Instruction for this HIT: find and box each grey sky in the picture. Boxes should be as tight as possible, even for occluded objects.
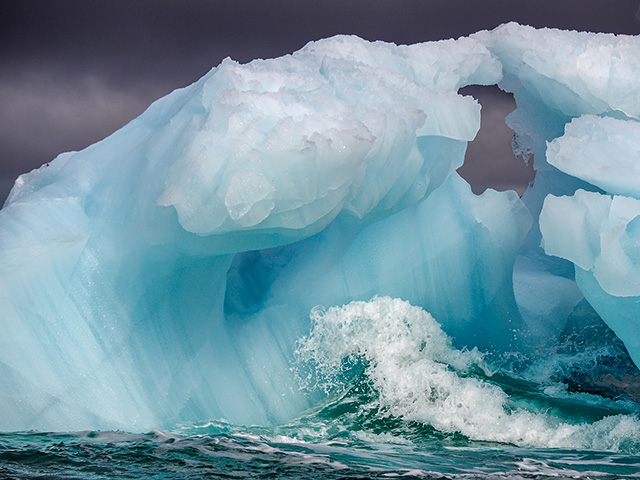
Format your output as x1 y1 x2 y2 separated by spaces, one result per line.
1 0 639 202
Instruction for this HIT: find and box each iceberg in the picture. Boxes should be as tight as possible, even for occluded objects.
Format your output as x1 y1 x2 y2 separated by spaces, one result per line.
540 117 640 367
0 23 638 432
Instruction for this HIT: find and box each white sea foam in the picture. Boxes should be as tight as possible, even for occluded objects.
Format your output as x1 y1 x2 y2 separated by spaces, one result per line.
296 297 640 452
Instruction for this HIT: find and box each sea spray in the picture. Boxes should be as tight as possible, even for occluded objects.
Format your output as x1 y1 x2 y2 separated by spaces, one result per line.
296 296 640 452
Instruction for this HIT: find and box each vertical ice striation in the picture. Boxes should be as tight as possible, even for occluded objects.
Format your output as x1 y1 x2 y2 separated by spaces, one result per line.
0 24 639 432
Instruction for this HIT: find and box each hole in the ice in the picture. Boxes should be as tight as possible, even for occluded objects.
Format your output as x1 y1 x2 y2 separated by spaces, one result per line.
224 250 273 316
224 246 289 316
457 85 535 196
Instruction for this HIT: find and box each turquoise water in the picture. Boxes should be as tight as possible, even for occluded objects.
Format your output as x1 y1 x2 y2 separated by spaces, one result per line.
2 389 639 480
2 370 639 479
2 299 640 479
1 428 639 479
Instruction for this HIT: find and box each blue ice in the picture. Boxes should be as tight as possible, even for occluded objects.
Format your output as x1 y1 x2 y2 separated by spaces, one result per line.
0 23 638 431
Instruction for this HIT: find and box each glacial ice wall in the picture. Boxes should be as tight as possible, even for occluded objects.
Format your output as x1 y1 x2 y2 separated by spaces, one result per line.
0 23 638 432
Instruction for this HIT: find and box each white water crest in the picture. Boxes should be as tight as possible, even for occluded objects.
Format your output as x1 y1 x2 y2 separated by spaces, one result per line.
297 297 640 451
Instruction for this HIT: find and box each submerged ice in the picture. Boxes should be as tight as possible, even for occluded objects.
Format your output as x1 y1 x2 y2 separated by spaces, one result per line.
0 23 639 442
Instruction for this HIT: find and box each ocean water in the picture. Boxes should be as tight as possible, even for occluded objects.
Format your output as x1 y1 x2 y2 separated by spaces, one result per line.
2 298 640 479
2 386 639 479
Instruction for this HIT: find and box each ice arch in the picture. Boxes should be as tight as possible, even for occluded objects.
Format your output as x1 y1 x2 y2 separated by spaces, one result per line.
0 23 638 431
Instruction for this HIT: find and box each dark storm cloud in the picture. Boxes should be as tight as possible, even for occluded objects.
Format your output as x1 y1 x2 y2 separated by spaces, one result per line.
457 86 534 196
0 0 639 202
0 64 159 169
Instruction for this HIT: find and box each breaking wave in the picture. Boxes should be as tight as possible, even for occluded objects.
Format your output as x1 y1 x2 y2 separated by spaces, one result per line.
295 296 640 453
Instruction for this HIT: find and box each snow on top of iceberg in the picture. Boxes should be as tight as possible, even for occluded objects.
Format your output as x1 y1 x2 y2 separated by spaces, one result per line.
298 34 501 92
4 34 500 246
476 22 640 119
154 35 501 236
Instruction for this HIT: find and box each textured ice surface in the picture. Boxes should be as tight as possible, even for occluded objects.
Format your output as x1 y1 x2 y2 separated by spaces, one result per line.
1 23 639 432
473 23 640 119
546 115 640 198
541 127 640 366
478 24 640 356
538 83 640 368
541 190 640 296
